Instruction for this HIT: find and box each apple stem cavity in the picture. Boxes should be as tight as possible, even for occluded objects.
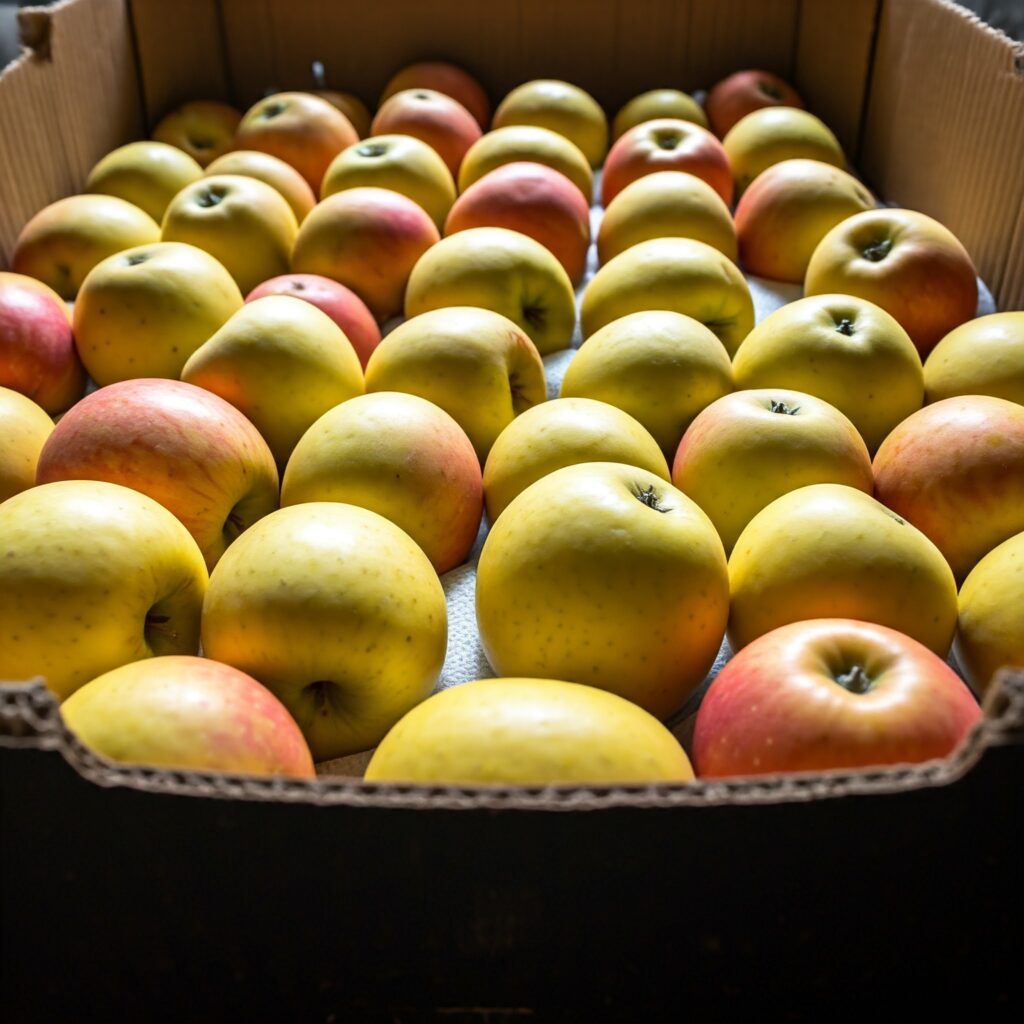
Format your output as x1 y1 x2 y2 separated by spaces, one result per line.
306 680 339 717
263 101 286 119
833 664 874 695
835 318 855 336
357 143 388 158
144 612 178 642
758 82 784 100
653 131 679 150
769 399 800 415
125 252 150 267
634 484 670 513
862 238 893 262
196 186 227 208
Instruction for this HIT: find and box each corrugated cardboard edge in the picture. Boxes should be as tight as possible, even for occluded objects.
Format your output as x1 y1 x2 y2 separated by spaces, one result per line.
2 670 1021 811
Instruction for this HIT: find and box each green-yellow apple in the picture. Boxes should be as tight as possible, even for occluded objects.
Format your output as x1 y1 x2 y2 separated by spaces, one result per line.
446 162 591 284
404 227 576 356
705 69 803 138
924 312 1024 405
381 60 491 127
0 387 53 503
364 306 546 461
735 159 875 283
872 396 1024 581
0 479 208 700
72 241 243 386
315 90 372 137
11 195 160 299
728 483 958 654
483 397 669 521
371 89 482 179
601 118 733 206
85 141 203 223
161 175 298 296
281 391 483 574
181 296 364 469
597 170 737 265
612 89 708 139
201 503 448 760
290 187 440 322
37 378 279 571
365 677 695 785
476 462 729 718
320 135 456 230
234 92 358 192
493 79 608 168
151 99 242 167
672 389 874 554
204 150 317 224
723 107 844 194
62 655 315 778
0 272 84 413
560 310 734 456
581 237 754 356
955 532 1024 695
732 294 923 452
458 125 593 200
694 619 980 777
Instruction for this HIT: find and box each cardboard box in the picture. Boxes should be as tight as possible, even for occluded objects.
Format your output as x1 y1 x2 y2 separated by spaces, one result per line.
2 1 1023 1018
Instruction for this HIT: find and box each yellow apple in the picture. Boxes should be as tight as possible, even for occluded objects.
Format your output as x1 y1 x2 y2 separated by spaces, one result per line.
181 296 364 468
612 89 708 139
0 387 53 503
924 312 1024 405
728 483 958 655
151 99 241 167
204 150 317 224
365 677 695 784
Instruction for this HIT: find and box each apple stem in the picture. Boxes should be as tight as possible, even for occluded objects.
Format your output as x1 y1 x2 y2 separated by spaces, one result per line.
835 318 855 336
633 484 669 513
862 238 893 262
769 399 800 415
834 664 873 694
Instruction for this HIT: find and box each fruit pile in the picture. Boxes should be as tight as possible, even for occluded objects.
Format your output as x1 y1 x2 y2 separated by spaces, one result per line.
2 64 1022 787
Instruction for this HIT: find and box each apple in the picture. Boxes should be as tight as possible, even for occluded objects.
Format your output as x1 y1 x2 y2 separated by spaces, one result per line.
612 89 708 140
11 194 160 299
72 241 244 386
380 60 491 127
364 306 546 462
805 208 978 358
61 656 315 778
705 69 804 138
560 310 734 457
459 124 593 200
234 92 358 192
365 677 695 785
370 88 481 178
955 532 1024 695
151 99 241 167
281 391 482 574
84 141 203 223
161 175 298 296
0 272 84 413
493 79 608 168
598 170 737 265
723 107 845 194
672 389 874 555
181 296 364 469
693 619 980 777
732 294 924 452
320 134 456 230
0 387 53 503
202 503 448 760
872 396 1024 581
601 118 733 207
404 226 577 356
446 162 591 284
0 479 208 701
483 397 669 522
728 483 959 655
734 159 876 283
315 90 372 138
204 150 317 224
924 312 1024 405
581 237 754 356
246 274 381 369
476 462 728 719
291 187 439 323
37 378 280 571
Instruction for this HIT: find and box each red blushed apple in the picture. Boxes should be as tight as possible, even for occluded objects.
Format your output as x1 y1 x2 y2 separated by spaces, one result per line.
693 619 981 777
380 60 491 127
872 396 1024 582
36 379 280 571
0 273 84 414
705 69 804 138
601 118 733 207
371 89 482 179
247 274 382 369
445 162 591 285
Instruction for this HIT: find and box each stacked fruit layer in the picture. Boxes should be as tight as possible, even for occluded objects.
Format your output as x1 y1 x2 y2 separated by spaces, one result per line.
1 64 1022 787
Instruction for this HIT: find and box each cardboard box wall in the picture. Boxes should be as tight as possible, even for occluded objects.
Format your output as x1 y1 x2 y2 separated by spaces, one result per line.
2 0 1024 1018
